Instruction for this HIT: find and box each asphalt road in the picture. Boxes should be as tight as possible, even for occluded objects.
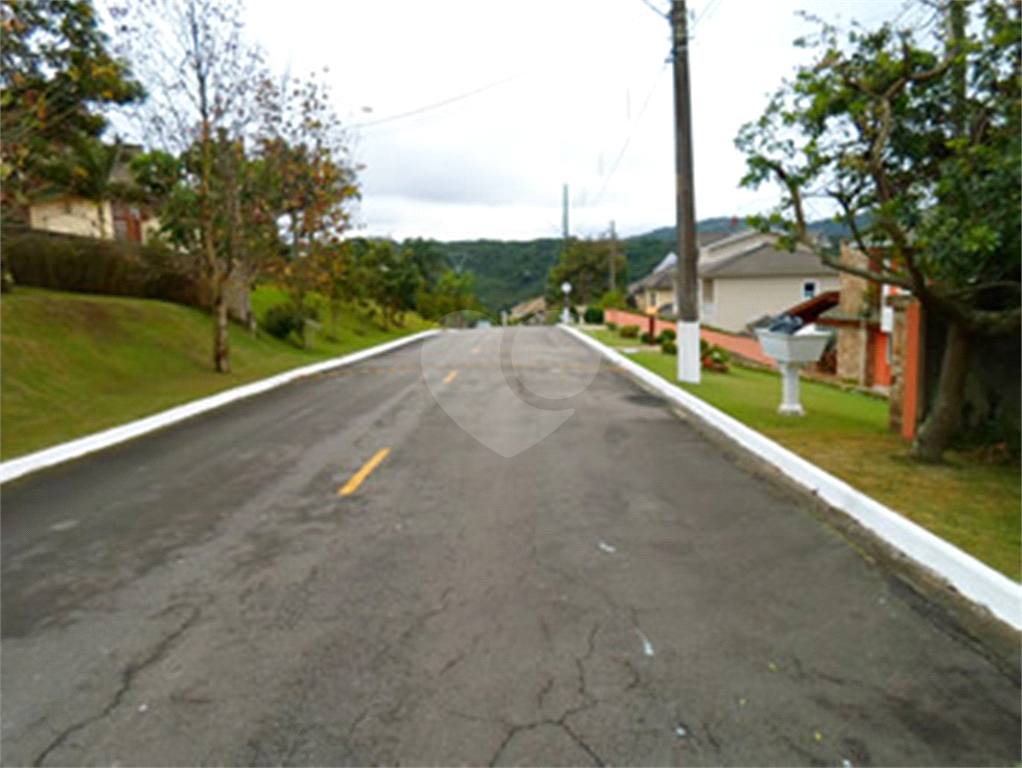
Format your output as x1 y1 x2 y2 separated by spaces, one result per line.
2 327 1019 767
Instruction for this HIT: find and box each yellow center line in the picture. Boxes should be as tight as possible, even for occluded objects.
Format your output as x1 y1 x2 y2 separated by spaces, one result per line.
338 447 391 496
443 370 459 385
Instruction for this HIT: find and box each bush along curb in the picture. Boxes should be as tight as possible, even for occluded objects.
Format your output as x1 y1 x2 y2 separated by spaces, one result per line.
560 323 1022 631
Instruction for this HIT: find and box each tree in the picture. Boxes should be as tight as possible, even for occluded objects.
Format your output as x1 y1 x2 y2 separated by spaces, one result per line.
417 269 479 320
545 237 627 308
115 0 271 371
735 0 1020 462
0 0 144 222
359 240 423 326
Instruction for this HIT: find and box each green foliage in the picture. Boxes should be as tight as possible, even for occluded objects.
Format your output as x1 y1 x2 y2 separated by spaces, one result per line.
619 324 640 339
545 237 627 308
1 225 200 303
606 321 617 331
417 268 479 320
261 302 309 342
661 339 677 355
656 328 676 343
639 331 654 344
735 0 1020 335
583 306 604 324
0 0 144 217
736 0 1021 460
598 289 628 310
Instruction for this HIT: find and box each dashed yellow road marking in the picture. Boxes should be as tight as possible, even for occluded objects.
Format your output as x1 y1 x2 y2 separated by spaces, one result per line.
471 347 482 354
338 448 391 496
443 370 459 385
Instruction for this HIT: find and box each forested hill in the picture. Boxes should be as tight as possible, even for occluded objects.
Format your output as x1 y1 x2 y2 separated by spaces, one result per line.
436 216 852 314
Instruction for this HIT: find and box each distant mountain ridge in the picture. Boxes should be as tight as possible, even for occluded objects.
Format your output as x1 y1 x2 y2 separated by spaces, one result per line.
435 216 854 313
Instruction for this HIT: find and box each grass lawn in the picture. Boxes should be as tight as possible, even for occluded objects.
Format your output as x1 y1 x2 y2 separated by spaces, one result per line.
1 287 431 460
626 348 1021 581
589 328 652 348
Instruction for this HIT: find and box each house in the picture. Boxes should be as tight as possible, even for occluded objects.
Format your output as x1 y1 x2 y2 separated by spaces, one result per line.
27 144 160 245
628 229 840 333
815 243 895 391
510 295 546 322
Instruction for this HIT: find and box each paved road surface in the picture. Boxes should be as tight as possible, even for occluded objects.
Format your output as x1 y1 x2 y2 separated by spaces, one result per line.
2 327 1018 766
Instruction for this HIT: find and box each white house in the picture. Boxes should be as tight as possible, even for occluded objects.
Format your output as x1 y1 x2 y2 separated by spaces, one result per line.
628 229 840 333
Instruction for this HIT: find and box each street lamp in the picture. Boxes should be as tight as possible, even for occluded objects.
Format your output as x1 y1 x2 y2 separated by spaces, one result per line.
561 281 572 324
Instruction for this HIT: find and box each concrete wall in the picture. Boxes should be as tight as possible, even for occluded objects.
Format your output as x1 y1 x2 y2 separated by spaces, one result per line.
29 198 112 240
711 274 841 332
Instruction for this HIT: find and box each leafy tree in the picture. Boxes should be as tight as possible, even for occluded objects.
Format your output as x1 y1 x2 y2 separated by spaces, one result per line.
0 0 144 221
735 0 1020 462
401 238 447 296
545 237 627 308
116 0 270 371
417 269 479 320
359 239 422 326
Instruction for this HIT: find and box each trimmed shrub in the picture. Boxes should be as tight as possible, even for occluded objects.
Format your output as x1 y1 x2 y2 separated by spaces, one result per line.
661 339 677 355
262 303 309 341
606 321 617 331
1 226 205 306
619 324 640 339
640 331 654 344
583 306 604 324
656 328 676 344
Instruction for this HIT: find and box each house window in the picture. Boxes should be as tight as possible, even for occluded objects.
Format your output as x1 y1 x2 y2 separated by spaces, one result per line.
802 281 817 299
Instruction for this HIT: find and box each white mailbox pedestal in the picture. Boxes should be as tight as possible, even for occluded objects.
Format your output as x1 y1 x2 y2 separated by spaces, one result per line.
755 328 830 415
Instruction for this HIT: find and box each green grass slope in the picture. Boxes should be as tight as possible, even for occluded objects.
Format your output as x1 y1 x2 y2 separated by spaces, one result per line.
1 287 430 460
629 350 1021 580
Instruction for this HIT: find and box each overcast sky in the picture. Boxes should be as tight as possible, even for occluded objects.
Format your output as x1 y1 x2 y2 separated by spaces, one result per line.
241 0 915 242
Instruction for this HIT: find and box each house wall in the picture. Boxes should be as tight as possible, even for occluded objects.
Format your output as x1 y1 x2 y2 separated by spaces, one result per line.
710 274 841 333
29 198 113 239
836 324 867 381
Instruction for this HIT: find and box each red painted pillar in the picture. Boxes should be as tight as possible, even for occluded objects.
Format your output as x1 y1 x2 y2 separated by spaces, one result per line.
901 301 923 441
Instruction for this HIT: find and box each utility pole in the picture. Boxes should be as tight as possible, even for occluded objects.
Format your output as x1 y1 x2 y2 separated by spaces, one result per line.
562 183 570 239
671 0 700 384
608 219 617 293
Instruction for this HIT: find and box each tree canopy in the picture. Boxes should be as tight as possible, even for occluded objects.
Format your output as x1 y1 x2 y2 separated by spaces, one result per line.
0 0 143 217
735 0 1020 461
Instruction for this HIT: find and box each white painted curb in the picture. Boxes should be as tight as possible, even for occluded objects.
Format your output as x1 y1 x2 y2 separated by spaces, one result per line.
562 324 1022 631
0 330 441 485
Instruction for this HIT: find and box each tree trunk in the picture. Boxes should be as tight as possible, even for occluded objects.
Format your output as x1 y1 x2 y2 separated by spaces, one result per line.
911 321 970 463
212 289 231 373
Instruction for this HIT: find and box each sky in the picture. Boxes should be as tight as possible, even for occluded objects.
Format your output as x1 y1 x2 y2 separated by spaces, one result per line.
236 0 917 242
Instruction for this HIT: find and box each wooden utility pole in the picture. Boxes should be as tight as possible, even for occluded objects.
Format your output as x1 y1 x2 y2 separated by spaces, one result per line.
562 183 569 238
609 219 617 293
671 0 700 383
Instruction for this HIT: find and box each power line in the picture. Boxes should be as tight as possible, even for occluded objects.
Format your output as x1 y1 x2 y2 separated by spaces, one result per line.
636 0 669 19
352 69 532 130
353 9 652 132
592 61 669 206
694 0 725 27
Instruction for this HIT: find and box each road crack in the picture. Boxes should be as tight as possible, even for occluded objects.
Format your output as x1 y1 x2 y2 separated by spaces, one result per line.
32 605 201 767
